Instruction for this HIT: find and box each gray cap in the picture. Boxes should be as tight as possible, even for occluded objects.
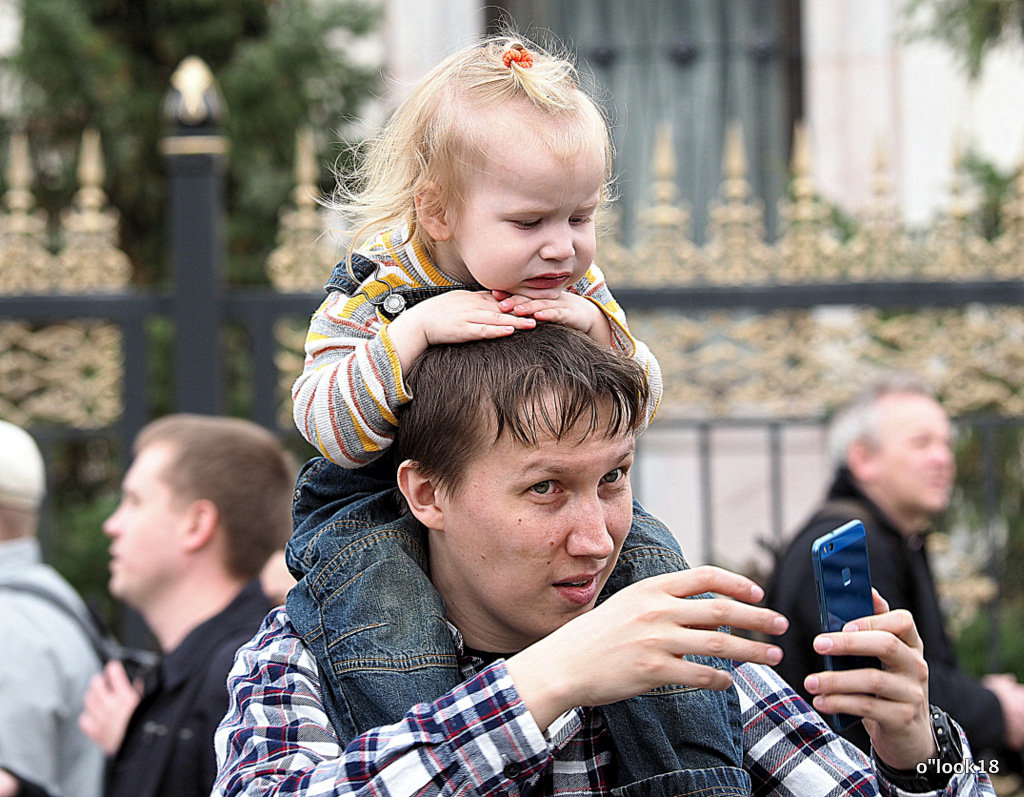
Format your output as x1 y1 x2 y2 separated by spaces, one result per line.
0 420 46 511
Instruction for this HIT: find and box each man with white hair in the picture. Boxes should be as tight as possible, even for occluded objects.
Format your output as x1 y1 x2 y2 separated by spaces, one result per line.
766 371 1024 770
0 420 105 797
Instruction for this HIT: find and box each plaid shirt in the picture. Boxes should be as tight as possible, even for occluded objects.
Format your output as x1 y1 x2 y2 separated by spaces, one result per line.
213 608 995 797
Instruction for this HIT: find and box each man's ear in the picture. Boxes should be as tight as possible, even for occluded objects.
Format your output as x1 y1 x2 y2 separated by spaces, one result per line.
847 440 876 484
397 460 446 531
414 182 453 242
180 498 219 553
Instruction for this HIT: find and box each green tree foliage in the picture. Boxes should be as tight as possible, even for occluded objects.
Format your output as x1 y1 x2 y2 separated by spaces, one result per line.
1 2 382 635
5 0 382 283
959 149 1017 239
906 0 1024 77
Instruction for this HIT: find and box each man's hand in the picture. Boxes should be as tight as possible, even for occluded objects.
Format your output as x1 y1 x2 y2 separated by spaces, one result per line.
983 672 1024 750
387 290 536 372
0 769 48 797
804 590 935 770
506 566 788 730
495 291 613 347
78 659 144 755
0 769 18 797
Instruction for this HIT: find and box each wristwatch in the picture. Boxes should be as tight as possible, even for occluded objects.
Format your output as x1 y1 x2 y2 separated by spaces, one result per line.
874 705 964 792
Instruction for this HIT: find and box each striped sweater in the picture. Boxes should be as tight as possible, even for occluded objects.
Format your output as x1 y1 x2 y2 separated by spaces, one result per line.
292 226 663 467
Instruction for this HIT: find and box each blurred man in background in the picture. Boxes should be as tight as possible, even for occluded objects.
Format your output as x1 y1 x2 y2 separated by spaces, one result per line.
78 414 295 797
0 420 105 797
767 372 1024 769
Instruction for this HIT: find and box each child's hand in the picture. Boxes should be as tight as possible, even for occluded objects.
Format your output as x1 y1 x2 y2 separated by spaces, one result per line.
494 290 613 346
387 290 536 372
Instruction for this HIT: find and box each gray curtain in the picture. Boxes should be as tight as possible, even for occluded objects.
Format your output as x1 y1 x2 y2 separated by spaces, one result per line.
492 0 802 244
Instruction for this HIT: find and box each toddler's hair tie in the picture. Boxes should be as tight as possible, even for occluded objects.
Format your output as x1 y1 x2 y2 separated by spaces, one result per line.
502 44 534 69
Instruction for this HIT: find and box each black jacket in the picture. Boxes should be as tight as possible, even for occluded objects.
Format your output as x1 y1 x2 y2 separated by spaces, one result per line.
105 580 273 797
765 467 1006 758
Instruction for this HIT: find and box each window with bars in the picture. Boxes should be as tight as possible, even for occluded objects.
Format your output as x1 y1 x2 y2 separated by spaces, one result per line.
488 0 803 244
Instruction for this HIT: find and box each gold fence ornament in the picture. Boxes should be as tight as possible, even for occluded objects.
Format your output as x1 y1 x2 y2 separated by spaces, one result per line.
58 128 132 291
265 127 337 292
0 132 57 293
630 122 702 285
776 121 841 282
994 156 1024 278
921 140 996 279
840 138 912 280
5 117 1024 427
0 129 128 427
704 123 775 285
0 320 123 428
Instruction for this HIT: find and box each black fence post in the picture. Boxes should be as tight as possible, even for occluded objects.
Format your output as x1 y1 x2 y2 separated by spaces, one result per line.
160 56 228 415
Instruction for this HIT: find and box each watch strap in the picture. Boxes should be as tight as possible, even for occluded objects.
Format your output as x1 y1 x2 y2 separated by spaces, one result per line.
874 706 964 792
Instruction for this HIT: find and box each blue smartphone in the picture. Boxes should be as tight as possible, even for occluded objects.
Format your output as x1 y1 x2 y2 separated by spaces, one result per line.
811 519 876 730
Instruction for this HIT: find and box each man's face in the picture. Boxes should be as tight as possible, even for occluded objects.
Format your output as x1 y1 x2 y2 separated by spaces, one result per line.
103 443 189 612
856 393 955 533
421 418 634 653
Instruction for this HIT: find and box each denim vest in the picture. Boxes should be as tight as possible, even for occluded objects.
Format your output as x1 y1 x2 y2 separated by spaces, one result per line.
286 258 751 794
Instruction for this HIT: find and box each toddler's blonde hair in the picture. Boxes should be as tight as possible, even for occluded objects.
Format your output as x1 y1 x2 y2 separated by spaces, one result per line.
333 31 614 263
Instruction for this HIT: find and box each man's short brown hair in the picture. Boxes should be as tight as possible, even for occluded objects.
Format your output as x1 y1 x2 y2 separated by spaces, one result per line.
395 323 649 495
134 414 296 580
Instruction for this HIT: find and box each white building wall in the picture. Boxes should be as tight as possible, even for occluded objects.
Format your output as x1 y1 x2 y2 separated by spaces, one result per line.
636 424 830 575
0 0 18 54
379 0 484 109
804 0 1024 227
